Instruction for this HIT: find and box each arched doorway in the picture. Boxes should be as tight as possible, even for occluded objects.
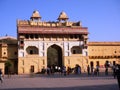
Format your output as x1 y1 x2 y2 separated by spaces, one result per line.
47 44 62 67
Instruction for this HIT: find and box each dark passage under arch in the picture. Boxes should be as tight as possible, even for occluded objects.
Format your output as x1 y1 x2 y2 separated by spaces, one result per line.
47 44 62 67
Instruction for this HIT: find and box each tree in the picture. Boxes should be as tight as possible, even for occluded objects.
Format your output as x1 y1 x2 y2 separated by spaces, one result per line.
5 60 12 75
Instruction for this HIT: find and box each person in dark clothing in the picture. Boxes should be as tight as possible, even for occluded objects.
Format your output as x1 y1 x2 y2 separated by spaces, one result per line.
113 64 117 79
116 64 120 89
105 61 109 75
96 65 99 76
87 65 90 75
0 69 3 83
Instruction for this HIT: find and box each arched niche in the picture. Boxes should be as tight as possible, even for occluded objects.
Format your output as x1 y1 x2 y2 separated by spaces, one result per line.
26 46 38 55
71 46 82 54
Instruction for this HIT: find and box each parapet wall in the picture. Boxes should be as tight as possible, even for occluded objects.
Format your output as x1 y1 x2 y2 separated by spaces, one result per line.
17 20 82 27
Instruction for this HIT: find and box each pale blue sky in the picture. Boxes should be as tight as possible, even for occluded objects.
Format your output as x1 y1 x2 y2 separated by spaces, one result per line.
0 0 120 41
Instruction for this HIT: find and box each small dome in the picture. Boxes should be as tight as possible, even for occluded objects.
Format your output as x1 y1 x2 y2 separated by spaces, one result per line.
30 10 41 20
57 11 69 21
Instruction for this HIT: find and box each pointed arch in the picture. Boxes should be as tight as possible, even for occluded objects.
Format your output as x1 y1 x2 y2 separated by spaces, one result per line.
47 44 63 67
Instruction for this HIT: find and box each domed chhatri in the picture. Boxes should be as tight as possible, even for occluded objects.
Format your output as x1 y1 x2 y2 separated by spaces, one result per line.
57 11 69 21
30 10 41 21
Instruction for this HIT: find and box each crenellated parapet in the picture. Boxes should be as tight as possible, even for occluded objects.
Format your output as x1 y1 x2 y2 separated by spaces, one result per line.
17 20 82 27
17 10 82 27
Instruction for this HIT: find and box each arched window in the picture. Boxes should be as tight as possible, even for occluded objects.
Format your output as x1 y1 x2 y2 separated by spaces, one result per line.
30 34 34 39
26 46 38 55
25 34 29 39
35 34 38 39
71 46 82 54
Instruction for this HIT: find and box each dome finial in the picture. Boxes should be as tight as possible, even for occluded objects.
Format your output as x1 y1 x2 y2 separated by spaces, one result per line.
57 11 69 21
30 10 41 21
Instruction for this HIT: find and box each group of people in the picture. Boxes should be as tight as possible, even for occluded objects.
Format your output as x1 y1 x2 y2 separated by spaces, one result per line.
87 65 99 76
112 64 120 79
86 63 120 89
111 64 120 89
42 64 112 76
46 65 69 76
41 64 83 76
74 64 81 74
1 64 120 89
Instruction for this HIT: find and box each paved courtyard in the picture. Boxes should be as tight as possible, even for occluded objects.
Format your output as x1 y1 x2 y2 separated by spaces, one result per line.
0 73 119 90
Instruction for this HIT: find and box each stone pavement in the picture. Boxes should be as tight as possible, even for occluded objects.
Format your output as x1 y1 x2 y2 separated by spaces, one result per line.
0 73 119 90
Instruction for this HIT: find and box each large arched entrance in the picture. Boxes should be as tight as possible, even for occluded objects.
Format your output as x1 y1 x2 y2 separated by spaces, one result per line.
47 44 62 67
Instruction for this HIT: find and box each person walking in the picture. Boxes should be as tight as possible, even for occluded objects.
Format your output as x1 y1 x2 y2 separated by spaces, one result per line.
0 69 3 83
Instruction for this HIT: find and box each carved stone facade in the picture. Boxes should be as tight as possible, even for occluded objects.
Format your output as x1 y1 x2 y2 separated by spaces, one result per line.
0 11 120 74
0 36 18 74
88 42 120 69
17 11 88 74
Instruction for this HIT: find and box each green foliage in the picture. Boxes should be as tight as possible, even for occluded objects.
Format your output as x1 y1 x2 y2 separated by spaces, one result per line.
5 60 12 68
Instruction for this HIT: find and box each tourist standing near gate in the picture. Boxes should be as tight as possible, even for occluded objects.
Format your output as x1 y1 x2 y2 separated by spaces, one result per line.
87 65 90 75
112 64 117 79
96 65 99 76
91 66 94 75
116 64 120 89
62 66 66 76
0 69 3 83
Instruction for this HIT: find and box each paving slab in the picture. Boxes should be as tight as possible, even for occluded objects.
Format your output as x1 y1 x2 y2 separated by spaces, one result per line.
0 74 119 90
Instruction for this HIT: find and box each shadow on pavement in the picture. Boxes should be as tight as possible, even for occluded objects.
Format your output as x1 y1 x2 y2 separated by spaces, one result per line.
1 84 119 90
